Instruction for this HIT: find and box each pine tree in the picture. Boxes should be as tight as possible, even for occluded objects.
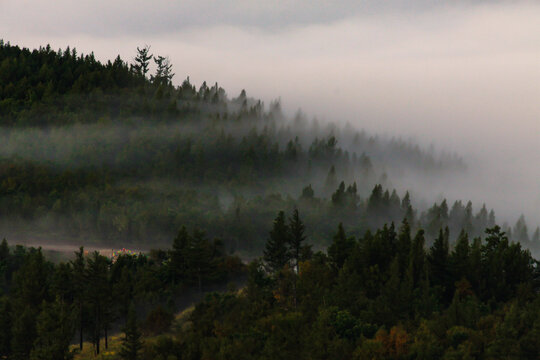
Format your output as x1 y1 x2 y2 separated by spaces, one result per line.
86 252 109 355
132 45 152 77
396 219 412 279
451 230 470 283
324 166 337 195
119 305 143 360
300 184 314 199
71 247 86 351
263 211 290 273
30 299 75 360
0 239 9 292
0 297 12 358
328 223 356 270
288 209 307 309
428 228 451 302
170 226 190 284
11 307 37 360
408 229 426 289
531 227 540 252
288 209 306 274
186 229 214 292
513 214 530 244
151 55 174 86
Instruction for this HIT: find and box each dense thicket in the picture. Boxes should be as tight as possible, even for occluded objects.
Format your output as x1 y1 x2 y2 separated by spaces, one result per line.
145 212 540 360
0 232 243 359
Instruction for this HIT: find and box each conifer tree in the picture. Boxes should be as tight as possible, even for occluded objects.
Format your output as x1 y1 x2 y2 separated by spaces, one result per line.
170 226 190 284
119 305 143 360
263 211 290 273
151 55 174 86
186 229 214 292
30 299 75 360
328 223 356 270
396 219 412 278
428 228 451 302
0 239 9 292
86 252 109 355
132 45 152 77
11 307 37 360
288 209 306 274
300 184 315 199
408 229 426 289
451 230 470 282
324 166 337 194
0 297 11 358
71 247 86 351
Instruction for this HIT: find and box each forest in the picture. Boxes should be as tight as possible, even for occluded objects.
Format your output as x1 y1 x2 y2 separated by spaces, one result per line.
0 212 538 359
1 40 540 359
0 40 538 255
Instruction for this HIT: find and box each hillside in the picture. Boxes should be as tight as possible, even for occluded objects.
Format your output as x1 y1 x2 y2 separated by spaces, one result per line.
4 41 533 254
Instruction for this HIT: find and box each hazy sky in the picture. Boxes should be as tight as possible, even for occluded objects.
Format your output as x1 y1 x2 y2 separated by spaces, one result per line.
1 0 540 224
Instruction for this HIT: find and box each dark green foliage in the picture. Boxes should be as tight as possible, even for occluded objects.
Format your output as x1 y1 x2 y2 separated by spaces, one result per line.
132 45 152 77
263 211 290 273
2 39 540 359
288 209 307 274
328 223 356 270
120 305 143 360
11 308 37 360
0 297 12 358
30 299 75 360
175 220 540 360
142 305 173 336
428 228 452 302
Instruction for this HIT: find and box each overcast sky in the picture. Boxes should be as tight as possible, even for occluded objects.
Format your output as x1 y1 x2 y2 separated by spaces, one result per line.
1 0 540 224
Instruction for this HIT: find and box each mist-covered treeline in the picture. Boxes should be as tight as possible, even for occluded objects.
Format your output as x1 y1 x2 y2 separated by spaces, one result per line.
1 40 538 256
0 40 484 250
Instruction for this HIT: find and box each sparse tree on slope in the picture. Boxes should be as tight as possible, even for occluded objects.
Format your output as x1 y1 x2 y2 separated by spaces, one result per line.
119 304 143 360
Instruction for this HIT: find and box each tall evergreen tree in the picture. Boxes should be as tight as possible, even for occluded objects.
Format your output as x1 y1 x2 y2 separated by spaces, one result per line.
86 252 109 355
30 299 75 360
451 230 470 283
0 297 12 358
328 223 356 270
288 209 306 274
263 211 290 273
152 55 174 86
71 247 86 351
119 305 143 360
396 219 412 279
428 228 451 302
11 307 38 360
408 229 426 289
132 45 152 77
170 226 190 284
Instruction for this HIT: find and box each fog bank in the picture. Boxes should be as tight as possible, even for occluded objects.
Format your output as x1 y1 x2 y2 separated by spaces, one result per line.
1 1 539 226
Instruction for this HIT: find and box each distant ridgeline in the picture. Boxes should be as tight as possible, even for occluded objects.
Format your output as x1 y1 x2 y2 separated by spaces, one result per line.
0 40 537 253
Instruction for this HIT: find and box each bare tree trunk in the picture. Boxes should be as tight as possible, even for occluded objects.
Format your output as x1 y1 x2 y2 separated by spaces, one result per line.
79 302 84 350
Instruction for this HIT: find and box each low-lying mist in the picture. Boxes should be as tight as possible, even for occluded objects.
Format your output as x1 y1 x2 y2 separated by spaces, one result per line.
1 0 539 249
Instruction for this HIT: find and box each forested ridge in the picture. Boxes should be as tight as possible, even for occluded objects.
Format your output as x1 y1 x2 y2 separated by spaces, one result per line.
1 40 540 359
1 40 537 253
0 212 538 359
